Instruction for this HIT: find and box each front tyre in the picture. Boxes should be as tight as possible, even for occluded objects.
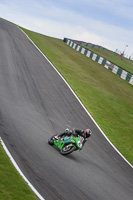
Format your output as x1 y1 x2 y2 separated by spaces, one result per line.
48 136 55 145
60 145 76 155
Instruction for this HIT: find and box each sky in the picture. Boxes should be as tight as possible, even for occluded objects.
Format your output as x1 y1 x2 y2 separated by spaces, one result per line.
0 0 133 57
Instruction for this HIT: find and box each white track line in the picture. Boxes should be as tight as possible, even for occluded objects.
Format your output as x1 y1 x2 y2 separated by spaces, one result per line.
0 137 45 200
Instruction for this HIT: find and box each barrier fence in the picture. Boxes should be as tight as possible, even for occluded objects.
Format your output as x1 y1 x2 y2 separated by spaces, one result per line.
63 38 133 85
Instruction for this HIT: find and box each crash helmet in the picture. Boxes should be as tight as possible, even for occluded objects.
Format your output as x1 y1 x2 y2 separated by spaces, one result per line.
84 129 92 138
65 128 70 133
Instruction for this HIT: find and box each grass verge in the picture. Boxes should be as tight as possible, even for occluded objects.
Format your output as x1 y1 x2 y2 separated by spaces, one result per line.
0 141 38 200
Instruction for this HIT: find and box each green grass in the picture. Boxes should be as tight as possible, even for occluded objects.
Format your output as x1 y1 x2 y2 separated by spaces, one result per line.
0 143 38 200
20 27 133 165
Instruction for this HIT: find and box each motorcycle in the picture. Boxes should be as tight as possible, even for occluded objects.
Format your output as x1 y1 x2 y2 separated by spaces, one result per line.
48 134 84 155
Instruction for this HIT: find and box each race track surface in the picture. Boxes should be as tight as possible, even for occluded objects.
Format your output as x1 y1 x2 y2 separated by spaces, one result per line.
0 18 133 200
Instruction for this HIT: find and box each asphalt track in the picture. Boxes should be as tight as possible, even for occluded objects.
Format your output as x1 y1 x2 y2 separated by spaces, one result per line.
0 18 133 200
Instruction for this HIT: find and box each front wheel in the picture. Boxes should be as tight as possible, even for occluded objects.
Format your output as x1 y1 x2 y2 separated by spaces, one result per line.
60 145 76 155
48 135 55 145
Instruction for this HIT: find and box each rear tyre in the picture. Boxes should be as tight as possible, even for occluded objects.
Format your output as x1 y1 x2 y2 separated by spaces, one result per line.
60 145 76 155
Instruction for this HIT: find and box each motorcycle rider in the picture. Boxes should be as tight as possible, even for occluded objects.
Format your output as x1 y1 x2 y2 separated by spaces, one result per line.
55 128 92 146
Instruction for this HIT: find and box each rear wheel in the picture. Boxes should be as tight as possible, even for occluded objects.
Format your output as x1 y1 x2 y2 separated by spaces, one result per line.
60 145 76 155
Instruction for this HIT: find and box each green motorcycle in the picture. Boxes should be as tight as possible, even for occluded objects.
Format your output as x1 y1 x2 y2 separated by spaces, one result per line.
48 134 83 155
